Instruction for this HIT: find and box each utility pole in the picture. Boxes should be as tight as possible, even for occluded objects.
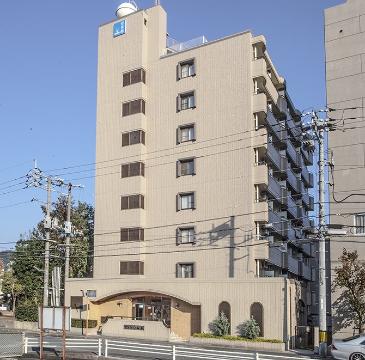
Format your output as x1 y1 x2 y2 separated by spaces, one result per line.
43 177 52 306
64 183 72 282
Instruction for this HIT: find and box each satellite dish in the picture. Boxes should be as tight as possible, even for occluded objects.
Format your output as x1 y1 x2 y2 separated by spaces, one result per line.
116 1 138 18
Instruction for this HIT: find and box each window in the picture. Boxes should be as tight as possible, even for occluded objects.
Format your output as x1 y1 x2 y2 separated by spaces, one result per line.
120 261 144 275
177 59 195 80
355 214 365 235
177 192 195 211
122 130 145 146
86 290 96 298
121 162 145 178
121 194 145 210
218 302 231 334
122 99 146 116
176 227 195 245
123 68 146 87
176 263 194 278
177 124 195 144
70 296 83 309
177 92 195 111
121 227 144 242
250 302 264 336
177 158 195 177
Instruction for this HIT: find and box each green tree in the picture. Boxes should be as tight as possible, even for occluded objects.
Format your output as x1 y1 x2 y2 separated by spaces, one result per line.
1 270 24 314
209 311 231 336
333 249 365 334
10 196 94 321
238 317 261 339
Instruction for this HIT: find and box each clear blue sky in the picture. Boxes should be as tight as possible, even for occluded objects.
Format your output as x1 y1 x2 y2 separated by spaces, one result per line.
0 0 343 249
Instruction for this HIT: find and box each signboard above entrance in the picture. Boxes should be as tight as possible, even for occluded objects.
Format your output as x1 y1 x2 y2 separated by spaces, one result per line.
113 20 126 38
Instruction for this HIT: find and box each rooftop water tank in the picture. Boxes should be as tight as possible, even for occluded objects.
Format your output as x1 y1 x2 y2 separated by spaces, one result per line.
116 1 138 18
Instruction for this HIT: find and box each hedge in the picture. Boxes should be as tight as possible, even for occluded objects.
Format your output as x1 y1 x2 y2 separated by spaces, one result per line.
193 333 283 343
71 319 98 328
15 301 38 322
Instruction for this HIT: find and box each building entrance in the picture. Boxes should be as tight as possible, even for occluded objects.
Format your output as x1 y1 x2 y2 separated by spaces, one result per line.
132 296 171 327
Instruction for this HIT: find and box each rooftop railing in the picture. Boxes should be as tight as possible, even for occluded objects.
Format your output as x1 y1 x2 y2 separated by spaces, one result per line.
166 35 208 53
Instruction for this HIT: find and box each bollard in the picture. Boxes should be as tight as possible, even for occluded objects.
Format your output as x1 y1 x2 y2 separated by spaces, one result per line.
255 352 259 360
172 345 176 360
104 339 108 357
98 338 102 357
24 337 28 354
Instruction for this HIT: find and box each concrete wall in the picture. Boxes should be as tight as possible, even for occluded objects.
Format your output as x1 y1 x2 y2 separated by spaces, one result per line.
325 0 365 338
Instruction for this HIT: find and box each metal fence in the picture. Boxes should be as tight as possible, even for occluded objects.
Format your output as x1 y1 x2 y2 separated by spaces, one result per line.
0 331 24 358
25 337 319 360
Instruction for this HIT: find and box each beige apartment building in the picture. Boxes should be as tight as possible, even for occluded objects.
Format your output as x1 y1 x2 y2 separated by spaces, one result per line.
65 3 315 344
325 0 365 339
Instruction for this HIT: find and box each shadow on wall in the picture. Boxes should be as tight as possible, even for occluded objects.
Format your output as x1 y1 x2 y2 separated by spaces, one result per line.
332 292 356 336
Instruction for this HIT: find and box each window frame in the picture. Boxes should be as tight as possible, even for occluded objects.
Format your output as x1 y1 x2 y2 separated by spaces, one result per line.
176 157 195 177
177 58 196 80
120 261 144 275
121 162 145 178
177 192 195 211
177 123 196 144
123 68 146 87
176 226 196 245
121 194 145 210
176 262 195 278
122 130 146 147
120 227 145 242
122 98 146 117
177 91 196 112
354 213 365 235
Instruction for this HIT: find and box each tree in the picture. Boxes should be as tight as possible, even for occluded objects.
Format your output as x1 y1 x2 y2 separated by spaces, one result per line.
333 249 365 334
2 270 23 314
238 317 261 339
10 196 94 321
209 311 230 336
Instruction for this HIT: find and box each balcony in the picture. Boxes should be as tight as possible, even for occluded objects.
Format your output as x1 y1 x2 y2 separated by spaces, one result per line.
301 165 312 187
268 176 286 206
302 192 315 211
301 147 314 166
266 111 286 146
287 117 303 144
287 195 299 219
286 222 299 241
302 216 313 232
268 245 283 268
287 167 300 194
302 262 312 281
286 140 301 170
266 143 282 171
268 210 287 238
288 255 299 275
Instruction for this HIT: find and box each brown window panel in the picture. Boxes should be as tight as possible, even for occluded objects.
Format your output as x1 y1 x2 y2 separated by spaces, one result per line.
120 261 144 275
122 130 146 147
121 194 145 210
121 162 145 178
120 227 144 242
123 68 146 87
122 99 145 117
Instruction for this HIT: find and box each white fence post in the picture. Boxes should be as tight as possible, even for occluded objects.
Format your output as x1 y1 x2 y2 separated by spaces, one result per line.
255 352 259 360
98 338 102 356
172 345 176 360
104 339 108 357
24 337 28 354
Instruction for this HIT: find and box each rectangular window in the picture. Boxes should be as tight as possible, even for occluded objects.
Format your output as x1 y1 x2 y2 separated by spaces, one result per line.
121 194 145 210
122 99 146 116
123 68 146 87
176 227 196 245
86 290 96 298
355 213 365 235
120 227 144 242
177 59 195 80
70 296 83 309
177 91 195 111
120 261 144 275
177 124 195 144
176 263 194 278
177 192 195 211
122 130 146 146
177 158 195 177
121 162 145 178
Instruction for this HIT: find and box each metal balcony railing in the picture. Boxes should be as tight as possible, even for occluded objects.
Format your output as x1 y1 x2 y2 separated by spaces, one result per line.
268 210 287 237
301 147 314 166
286 140 301 170
302 216 313 231
267 176 287 207
302 192 315 211
288 255 299 275
287 117 302 143
287 167 300 194
267 143 282 171
302 262 312 280
301 165 311 186
266 111 286 145
286 222 298 241
268 245 283 268
287 195 298 219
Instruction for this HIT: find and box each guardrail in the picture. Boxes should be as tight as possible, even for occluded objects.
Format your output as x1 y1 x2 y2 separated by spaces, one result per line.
25 337 319 360
0 331 24 358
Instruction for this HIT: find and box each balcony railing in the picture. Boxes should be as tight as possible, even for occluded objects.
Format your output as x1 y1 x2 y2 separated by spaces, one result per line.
287 195 298 219
301 165 311 187
301 147 314 166
287 117 302 143
267 176 286 206
267 143 282 171
302 262 312 281
286 222 298 241
286 140 301 170
266 111 286 145
288 255 299 275
302 192 314 211
268 245 283 268
166 35 208 53
268 210 287 237
302 216 313 232
287 167 300 194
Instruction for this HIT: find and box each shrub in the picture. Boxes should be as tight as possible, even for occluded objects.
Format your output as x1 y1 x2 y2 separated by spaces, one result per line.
71 319 98 328
238 317 260 339
209 311 230 336
15 300 38 322
192 333 282 343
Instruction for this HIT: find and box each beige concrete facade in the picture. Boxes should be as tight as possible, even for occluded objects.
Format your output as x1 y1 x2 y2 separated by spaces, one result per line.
325 0 365 339
66 5 315 345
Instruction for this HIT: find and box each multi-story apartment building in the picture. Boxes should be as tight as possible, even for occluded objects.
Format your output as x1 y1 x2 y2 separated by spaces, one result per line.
65 3 315 344
325 0 365 339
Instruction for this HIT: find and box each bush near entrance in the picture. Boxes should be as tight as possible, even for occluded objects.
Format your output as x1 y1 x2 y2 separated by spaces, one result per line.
71 319 98 328
192 333 283 344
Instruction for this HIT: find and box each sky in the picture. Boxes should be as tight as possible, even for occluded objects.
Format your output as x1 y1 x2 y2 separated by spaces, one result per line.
0 0 344 249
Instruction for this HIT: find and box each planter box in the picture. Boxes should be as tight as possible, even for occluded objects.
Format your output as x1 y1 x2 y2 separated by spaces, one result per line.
190 337 285 352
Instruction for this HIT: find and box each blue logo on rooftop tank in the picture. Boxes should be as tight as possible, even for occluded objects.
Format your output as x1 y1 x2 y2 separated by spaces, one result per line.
113 20 126 38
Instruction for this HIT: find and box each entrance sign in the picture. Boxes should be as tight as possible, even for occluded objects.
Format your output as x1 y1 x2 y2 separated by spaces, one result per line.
38 306 71 331
113 20 126 37
124 324 144 331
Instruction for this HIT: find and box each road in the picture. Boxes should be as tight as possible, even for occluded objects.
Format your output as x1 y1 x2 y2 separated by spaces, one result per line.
24 332 323 360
